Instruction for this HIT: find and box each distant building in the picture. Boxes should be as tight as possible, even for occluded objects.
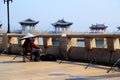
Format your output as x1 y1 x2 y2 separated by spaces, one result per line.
51 19 73 45
19 18 39 31
89 24 108 48
117 26 120 31
0 21 6 33
0 21 2 29
52 19 73 33
90 24 107 33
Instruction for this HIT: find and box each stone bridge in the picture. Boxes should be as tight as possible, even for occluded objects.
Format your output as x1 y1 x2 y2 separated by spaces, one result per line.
1 32 120 65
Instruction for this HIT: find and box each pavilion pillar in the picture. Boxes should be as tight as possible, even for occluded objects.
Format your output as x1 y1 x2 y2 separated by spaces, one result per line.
55 27 57 32
33 25 35 30
22 25 25 31
65 28 67 32
64 28 66 32
29 26 31 30
62 27 64 32
66 27 69 32
68 27 70 32
58 27 60 32
31 26 33 30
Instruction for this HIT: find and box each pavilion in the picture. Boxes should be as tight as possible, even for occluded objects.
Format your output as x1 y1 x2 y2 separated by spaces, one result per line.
90 24 107 33
0 22 2 29
52 19 73 33
19 18 39 31
117 26 120 31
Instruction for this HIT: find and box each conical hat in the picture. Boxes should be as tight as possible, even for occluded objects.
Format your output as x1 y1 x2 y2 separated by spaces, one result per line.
20 33 35 40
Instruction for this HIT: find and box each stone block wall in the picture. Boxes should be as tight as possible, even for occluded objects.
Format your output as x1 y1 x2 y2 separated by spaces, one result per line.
1 33 120 66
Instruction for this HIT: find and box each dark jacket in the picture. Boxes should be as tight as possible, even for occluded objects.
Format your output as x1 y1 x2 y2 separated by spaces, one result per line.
23 38 40 53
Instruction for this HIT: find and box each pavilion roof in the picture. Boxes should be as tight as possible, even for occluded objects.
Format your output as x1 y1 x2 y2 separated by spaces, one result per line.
90 24 107 30
0 22 2 26
52 19 73 27
19 18 39 26
117 26 120 30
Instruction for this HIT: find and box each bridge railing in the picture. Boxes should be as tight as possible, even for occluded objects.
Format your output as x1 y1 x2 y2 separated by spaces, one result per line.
0 33 120 64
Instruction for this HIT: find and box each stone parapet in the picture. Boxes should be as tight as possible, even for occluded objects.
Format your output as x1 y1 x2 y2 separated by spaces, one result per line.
1 33 120 65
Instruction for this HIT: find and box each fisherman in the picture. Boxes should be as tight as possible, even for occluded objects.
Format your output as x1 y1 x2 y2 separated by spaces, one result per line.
21 33 42 62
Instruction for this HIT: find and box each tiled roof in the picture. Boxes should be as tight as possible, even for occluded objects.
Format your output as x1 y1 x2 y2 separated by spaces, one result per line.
117 26 120 30
90 24 107 30
52 19 73 27
19 18 39 25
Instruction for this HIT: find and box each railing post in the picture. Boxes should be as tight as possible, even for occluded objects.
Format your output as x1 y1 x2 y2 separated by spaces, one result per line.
84 37 96 63
59 34 68 60
2 33 9 49
107 38 120 51
59 34 77 60
106 37 120 64
85 38 96 50
43 37 52 53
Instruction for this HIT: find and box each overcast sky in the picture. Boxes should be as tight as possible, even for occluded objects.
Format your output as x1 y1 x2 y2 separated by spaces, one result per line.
0 0 120 32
